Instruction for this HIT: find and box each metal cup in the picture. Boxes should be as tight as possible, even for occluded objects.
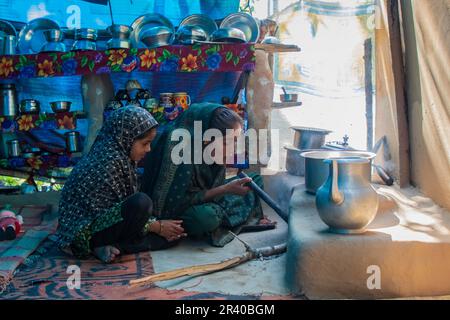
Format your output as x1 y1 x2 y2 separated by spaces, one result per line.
7 139 21 158
4 35 17 55
65 131 81 153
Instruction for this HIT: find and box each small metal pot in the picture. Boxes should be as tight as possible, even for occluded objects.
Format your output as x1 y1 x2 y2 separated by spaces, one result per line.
280 87 298 102
280 93 298 102
50 101 72 113
284 145 305 176
65 131 81 153
284 146 318 177
7 139 21 158
19 99 40 114
291 126 332 150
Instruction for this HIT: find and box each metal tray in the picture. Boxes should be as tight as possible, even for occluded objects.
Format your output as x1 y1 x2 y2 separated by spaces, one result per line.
220 13 259 43
0 20 17 37
179 14 218 40
18 18 60 54
130 13 174 48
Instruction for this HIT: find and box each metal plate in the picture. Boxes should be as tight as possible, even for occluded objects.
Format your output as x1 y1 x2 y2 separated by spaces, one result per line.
179 14 218 40
18 18 60 54
220 13 259 43
130 13 174 48
0 20 17 37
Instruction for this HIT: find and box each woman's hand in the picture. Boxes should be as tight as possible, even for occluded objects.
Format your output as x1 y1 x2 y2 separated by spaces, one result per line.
222 177 252 196
153 220 187 242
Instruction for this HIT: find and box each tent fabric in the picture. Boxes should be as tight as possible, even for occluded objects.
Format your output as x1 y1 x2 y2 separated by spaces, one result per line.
401 0 450 209
375 0 450 209
0 0 240 28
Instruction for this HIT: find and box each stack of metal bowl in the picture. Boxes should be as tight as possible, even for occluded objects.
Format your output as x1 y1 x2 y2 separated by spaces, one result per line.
139 26 173 48
106 24 132 49
210 27 247 43
41 29 66 52
174 25 207 44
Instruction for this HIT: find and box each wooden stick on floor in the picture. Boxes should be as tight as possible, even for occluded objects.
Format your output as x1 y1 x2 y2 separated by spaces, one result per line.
129 242 287 288
129 252 254 287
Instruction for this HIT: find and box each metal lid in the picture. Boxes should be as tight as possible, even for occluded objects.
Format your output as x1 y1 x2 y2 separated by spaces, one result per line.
300 150 376 160
290 126 332 134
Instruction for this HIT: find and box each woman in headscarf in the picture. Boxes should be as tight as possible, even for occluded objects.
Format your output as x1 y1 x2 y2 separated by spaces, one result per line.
141 103 275 247
56 106 185 263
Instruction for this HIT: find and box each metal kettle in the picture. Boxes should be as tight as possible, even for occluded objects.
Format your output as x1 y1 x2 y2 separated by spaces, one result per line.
315 158 379 234
0 83 18 117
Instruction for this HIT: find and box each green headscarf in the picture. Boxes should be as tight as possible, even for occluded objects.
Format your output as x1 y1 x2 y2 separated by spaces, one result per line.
141 103 227 217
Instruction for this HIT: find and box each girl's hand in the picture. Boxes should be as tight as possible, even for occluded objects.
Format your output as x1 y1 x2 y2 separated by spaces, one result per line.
223 177 252 196
157 220 187 242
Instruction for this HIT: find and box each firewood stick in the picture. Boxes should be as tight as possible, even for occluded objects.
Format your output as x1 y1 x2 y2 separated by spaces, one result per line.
129 252 254 287
129 243 287 288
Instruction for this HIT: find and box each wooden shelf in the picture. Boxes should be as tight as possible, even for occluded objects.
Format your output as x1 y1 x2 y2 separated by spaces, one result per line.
272 101 303 108
0 167 68 184
255 43 301 53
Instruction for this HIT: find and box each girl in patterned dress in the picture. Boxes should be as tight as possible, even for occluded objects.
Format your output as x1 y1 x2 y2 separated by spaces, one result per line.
55 106 185 263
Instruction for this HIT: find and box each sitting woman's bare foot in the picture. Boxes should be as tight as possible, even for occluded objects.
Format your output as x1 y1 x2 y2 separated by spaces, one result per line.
93 245 120 263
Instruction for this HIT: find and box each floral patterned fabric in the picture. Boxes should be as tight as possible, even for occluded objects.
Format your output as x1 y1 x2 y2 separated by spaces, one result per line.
0 44 256 80
0 112 78 133
55 106 158 249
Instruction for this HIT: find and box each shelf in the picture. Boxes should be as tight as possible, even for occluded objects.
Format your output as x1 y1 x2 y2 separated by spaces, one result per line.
0 167 68 184
272 101 303 108
255 43 301 53
0 43 256 80
0 153 80 179
0 111 85 133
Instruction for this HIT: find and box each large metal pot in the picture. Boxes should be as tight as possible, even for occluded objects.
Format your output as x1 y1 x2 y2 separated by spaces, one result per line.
316 158 379 234
301 150 376 194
